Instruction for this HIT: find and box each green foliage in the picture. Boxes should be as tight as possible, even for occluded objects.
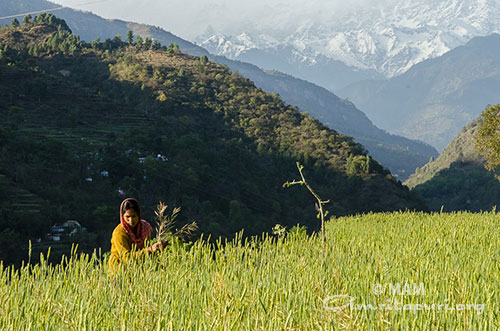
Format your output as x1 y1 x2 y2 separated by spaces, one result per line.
271 223 286 238
287 224 308 237
10 18 20 28
405 116 484 189
144 37 152 50
34 13 71 33
0 212 497 329
135 35 143 48
22 15 33 26
476 104 500 180
0 18 425 266
346 154 374 176
200 55 208 65
415 106 500 211
166 42 176 56
126 30 133 44
413 161 500 212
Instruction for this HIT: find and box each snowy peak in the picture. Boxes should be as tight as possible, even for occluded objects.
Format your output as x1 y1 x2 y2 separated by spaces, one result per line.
201 32 278 58
198 0 500 78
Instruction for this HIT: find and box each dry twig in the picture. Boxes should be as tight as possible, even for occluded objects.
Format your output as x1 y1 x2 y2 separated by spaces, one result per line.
283 162 330 253
155 201 198 244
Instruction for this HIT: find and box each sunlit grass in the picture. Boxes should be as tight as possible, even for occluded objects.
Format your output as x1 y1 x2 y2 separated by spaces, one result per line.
1 211 498 330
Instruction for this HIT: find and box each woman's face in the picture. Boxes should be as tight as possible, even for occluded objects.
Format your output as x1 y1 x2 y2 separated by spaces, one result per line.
123 209 139 228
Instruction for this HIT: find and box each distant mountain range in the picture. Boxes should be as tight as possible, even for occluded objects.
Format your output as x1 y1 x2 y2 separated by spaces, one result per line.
405 115 500 212
200 33 383 91
0 0 437 179
199 0 500 90
338 33 500 151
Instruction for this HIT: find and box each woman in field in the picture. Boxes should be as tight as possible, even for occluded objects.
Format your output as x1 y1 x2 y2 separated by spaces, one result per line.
108 198 164 271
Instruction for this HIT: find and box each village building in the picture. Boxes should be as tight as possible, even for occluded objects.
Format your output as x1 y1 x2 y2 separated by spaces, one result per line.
45 220 86 242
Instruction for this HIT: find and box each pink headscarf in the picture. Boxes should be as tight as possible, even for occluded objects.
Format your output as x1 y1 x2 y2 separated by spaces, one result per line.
120 198 152 249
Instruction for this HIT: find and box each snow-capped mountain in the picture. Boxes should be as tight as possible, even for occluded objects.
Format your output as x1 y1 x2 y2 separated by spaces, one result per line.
203 33 275 58
199 0 500 81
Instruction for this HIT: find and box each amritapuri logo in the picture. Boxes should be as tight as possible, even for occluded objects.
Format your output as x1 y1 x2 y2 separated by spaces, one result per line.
323 283 485 314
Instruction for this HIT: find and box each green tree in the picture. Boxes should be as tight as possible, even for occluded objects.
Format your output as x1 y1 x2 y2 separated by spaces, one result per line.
166 43 175 56
200 55 208 65
135 35 144 48
475 104 500 180
34 13 71 32
90 37 100 49
11 18 20 28
23 14 33 26
127 30 134 44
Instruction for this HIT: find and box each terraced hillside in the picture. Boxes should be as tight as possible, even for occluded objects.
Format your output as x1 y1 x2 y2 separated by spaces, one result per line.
0 16 426 265
0 173 45 215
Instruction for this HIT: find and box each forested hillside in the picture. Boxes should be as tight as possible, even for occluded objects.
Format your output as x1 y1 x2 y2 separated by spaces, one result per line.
0 0 438 180
226 66 438 179
0 0 209 57
0 16 425 265
405 116 500 211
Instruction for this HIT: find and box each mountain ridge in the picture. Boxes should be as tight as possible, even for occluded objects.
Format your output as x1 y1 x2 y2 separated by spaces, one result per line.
214 62 438 179
404 117 486 189
0 0 438 179
199 0 500 89
0 0 210 57
405 114 500 212
339 33 500 151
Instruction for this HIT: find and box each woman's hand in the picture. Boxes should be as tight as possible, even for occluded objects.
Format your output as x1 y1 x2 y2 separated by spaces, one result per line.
149 240 168 253
149 241 163 253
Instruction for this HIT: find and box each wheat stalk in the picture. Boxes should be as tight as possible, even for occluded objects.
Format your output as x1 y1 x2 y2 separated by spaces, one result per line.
155 201 197 244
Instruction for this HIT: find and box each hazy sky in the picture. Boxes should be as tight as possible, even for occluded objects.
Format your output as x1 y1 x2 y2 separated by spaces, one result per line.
50 0 392 40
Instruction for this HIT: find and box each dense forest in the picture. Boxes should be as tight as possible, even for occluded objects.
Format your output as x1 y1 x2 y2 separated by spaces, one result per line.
412 162 500 211
406 114 500 212
0 15 426 265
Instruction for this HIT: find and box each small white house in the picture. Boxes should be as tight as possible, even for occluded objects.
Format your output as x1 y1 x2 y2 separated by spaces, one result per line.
46 220 86 241
156 154 168 161
63 220 84 230
51 224 65 233
46 234 61 241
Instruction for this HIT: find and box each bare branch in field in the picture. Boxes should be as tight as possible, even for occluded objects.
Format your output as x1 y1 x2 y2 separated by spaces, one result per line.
283 162 330 253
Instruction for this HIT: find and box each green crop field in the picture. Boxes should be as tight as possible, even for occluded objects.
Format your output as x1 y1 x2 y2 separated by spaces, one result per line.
1 212 498 330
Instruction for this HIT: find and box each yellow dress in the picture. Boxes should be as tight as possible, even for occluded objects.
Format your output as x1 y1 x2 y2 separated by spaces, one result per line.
108 223 150 272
